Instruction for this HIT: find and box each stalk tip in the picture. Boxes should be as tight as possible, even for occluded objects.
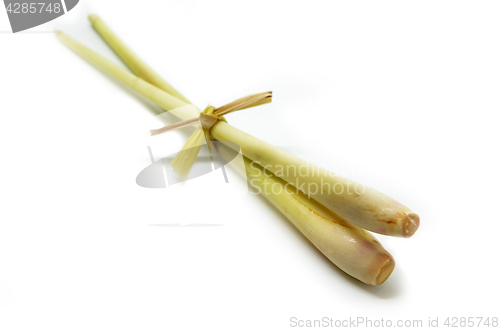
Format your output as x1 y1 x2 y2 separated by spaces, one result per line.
375 256 396 285
54 30 65 39
88 14 99 23
402 213 420 238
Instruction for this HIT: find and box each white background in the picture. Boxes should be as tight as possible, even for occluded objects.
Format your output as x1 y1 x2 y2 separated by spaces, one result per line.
1 1 500 330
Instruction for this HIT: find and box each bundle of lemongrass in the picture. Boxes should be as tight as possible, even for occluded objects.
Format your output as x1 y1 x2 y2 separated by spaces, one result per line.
57 15 419 286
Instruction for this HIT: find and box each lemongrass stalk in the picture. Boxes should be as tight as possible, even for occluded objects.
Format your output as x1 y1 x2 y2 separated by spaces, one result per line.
170 128 201 169
170 128 205 178
213 142 395 285
249 157 395 285
211 122 419 238
56 29 419 238
88 15 191 104
55 31 197 120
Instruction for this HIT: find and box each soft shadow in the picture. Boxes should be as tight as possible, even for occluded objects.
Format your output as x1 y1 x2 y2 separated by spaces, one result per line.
247 184 402 299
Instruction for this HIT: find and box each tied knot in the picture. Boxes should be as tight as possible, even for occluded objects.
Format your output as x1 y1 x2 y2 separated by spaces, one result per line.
150 91 272 137
199 106 224 131
149 91 272 178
